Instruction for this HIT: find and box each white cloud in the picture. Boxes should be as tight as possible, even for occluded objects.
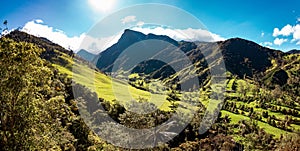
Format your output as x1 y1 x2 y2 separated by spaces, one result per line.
293 24 300 41
260 42 274 49
79 33 122 54
121 15 136 24
297 18 300 22
262 42 273 46
261 32 265 37
20 19 225 54
281 25 294 36
136 21 145 27
131 27 225 42
274 38 288 46
22 20 85 51
273 28 280 37
81 27 224 54
21 19 122 54
272 22 300 45
273 24 294 37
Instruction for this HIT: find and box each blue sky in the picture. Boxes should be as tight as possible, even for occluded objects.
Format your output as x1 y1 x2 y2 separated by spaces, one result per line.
1 0 300 52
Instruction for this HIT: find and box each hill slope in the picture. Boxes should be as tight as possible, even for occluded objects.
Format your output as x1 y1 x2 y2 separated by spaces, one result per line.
1 29 300 150
95 30 286 80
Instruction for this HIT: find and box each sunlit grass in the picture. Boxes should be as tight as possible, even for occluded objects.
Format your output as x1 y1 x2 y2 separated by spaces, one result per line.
53 63 171 110
221 110 290 138
52 55 300 138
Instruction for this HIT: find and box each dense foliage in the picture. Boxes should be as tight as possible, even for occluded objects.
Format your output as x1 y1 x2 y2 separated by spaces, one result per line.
0 38 99 150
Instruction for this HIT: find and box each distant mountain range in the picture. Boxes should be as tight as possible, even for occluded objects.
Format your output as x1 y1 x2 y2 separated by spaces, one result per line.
75 29 294 86
5 29 298 87
2 28 299 150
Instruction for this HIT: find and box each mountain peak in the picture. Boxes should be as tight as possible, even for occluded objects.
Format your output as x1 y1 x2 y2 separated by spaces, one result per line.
122 29 146 38
223 37 259 46
123 29 145 35
117 29 147 46
118 29 178 46
96 29 179 72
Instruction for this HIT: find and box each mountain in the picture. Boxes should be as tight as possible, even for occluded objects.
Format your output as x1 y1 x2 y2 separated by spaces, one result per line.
4 30 74 62
77 49 96 62
95 29 286 82
95 29 179 72
287 49 300 54
2 28 300 150
219 38 283 77
3 30 96 69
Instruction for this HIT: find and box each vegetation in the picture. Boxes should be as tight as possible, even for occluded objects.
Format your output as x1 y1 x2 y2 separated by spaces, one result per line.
0 30 300 150
0 38 102 150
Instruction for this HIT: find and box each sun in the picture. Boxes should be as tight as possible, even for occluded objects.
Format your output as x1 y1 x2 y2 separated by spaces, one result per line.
88 0 116 12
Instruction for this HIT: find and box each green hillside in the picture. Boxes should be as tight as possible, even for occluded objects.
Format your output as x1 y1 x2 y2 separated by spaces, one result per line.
59 43 300 139
46 30 300 149
52 62 170 110
1 30 300 150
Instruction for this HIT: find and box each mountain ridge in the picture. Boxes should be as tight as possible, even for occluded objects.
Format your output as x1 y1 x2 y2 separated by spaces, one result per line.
1 28 300 150
3 29 297 86
94 29 287 80
95 29 179 72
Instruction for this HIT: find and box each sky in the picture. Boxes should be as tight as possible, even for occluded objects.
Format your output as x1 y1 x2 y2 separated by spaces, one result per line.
1 0 300 53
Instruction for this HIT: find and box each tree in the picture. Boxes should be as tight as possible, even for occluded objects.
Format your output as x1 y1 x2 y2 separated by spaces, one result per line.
167 90 180 112
237 81 248 99
0 38 74 150
275 134 300 151
98 99 175 148
262 111 269 118
272 85 282 99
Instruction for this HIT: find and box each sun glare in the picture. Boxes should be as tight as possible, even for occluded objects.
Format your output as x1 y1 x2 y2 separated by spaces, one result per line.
88 0 116 12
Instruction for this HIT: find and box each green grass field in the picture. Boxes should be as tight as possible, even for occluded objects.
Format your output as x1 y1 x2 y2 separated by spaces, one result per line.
53 63 171 110
221 110 290 138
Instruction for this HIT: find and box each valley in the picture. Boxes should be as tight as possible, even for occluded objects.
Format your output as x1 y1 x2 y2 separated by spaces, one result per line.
1 29 300 150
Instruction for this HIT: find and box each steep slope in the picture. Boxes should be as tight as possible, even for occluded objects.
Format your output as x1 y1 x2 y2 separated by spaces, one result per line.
3 30 169 108
92 29 300 140
4 30 99 70
219 38 284 77
95 29 179 72
2 29 300 150
4 30 74 62
94 30 285 83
